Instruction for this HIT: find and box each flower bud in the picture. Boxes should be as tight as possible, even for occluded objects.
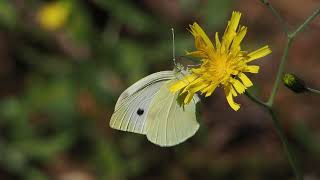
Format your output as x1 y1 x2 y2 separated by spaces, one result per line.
283 73 307 93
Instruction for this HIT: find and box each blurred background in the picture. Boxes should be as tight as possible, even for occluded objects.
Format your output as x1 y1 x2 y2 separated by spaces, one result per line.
0 0 320 179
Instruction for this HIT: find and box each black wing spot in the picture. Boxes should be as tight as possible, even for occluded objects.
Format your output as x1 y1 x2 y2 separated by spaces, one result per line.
137 108 144 116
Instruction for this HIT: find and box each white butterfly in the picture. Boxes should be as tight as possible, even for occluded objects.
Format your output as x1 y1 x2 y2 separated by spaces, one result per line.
109 69 200 147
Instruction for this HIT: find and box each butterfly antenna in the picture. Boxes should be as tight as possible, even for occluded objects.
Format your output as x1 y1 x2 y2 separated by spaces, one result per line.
171 28 177 67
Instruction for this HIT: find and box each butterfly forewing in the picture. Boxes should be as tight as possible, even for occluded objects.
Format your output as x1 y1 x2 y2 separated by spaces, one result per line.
114 71 175 110
110 71 175 134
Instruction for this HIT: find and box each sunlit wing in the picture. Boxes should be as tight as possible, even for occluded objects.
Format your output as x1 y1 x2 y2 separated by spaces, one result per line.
145 80 200 146
110 71 175 134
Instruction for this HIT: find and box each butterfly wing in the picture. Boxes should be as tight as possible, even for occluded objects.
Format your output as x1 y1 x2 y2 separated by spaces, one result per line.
145 80 200 147
114 71 176 110
110 71 175 134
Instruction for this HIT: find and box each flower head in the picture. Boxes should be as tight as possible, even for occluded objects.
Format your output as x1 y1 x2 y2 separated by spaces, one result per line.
37 1 71 31
170 11 271 111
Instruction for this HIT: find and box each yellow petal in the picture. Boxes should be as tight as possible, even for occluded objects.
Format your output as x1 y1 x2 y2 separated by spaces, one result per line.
184 74 198 82
215 32 221 50
192 68 203 74
247 45 271 62
189 83 208 94
184 91 195 104
186 50 207 58
229 11 242 33
201 83 218 97
191 23 215 50
232 79 246 94
222 11 242 50
182 80 208 94
231 26 247 53
169 74 196 92
194 35 206 50
182 77 203 93
238 73 253 87
224 86 240 111
169 81 187 93
205 85 218 97
230 85 238 97
244 65 260 73
172 74 198 93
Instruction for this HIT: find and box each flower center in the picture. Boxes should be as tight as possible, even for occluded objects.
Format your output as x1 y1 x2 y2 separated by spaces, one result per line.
207 55 232 83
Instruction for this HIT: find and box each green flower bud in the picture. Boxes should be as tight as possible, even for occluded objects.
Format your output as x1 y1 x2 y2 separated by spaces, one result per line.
283 73 307 93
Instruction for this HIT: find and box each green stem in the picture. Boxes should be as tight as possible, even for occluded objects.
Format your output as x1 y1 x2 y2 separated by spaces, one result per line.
245 91 268 108
248 3 320 180
289 8 320 38
267 38 293 106
268 109 303 180
246 91 303 180
307 87 320 95
267 7 320 106
259 0 290 33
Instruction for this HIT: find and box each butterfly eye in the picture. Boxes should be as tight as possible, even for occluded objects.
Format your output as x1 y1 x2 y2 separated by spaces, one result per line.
137 108 144 116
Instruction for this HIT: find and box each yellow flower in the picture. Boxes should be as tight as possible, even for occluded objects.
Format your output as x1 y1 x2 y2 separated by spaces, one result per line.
37 1 70 31
170 11 271 111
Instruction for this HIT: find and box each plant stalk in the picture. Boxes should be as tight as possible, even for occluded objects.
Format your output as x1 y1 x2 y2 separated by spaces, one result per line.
268 109 303 180
247 3 320 180
307 87 320 95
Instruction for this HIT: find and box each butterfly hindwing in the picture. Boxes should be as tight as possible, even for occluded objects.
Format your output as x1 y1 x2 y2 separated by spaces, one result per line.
145 80 200 147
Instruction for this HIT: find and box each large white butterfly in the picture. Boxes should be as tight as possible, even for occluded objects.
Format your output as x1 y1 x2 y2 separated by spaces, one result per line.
109 69 200 147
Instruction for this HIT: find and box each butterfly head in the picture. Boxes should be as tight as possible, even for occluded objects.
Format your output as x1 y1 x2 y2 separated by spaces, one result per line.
174 63 184 72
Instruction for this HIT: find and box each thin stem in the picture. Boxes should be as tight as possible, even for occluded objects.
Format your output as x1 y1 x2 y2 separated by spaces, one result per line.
267 7 320 106
245 91 269 108
307 87 320 95
289 8 320 38
267 38 293 106
249 2 320 180
245 92 302 180
268 109 303 180
259 0 290 33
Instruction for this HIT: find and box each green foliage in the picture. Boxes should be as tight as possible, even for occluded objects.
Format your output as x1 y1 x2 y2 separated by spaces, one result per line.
94 0 156 33
0 1 17 29
0 0 205 178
